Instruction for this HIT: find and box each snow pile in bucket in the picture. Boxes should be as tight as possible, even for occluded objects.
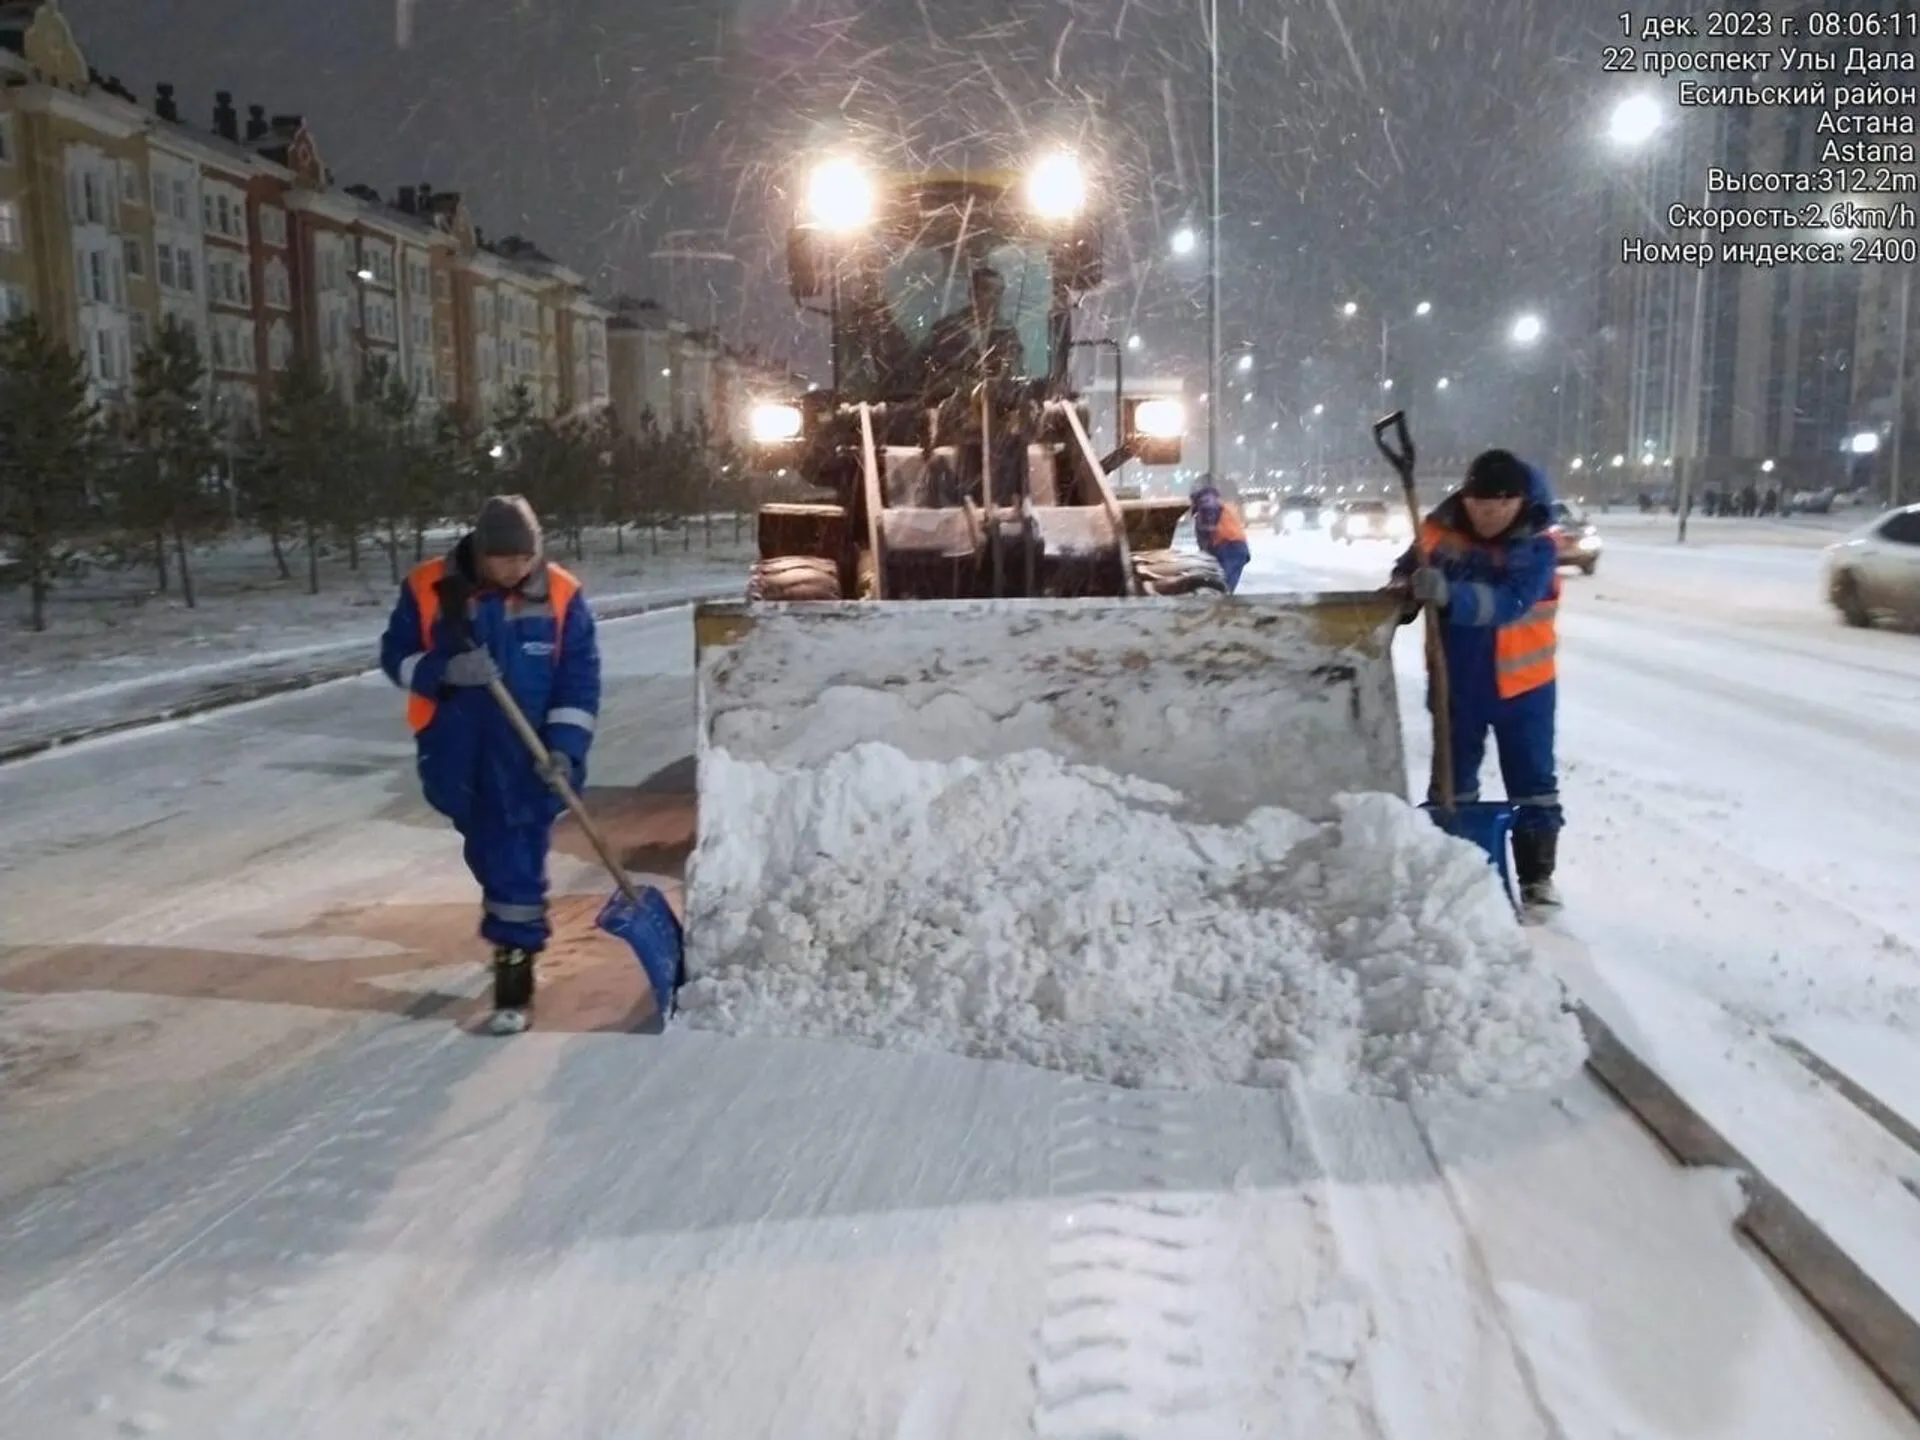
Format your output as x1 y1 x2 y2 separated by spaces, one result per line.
680 743 1586 1097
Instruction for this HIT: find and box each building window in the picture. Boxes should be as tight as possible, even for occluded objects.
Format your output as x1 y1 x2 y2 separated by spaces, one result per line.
176 251 195 294
268 319 291 370
171 176 190 222
257 206 286 247
0 116 12 165
434 269 450 300
265 257 290 309
130 309 148 352
0 199 18 249
0 283 27 320
122 237 145 280
119 159 139 202
202 193 215 230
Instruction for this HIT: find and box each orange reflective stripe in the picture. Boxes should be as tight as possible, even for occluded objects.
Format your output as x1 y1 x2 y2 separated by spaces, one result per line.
404 557 448 733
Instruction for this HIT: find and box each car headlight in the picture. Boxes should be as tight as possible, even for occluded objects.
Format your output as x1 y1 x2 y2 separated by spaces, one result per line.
1131 397 1184 439
805 158 873 231
1025 151 1086 219
1576 533 1600 551
748 401 804 445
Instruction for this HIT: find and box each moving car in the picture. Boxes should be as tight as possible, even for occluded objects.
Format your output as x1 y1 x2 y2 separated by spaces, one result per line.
1275 492 1322 533
1548 500 1603 575
1330 498 1411 545
1823 503 1920 628
1241 490 1278 526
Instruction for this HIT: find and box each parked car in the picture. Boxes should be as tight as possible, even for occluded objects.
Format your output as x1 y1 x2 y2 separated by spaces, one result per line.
1330 498 1412 545
1823 503 1920 628
1241 490 1278 526
1547 500 1604 575
1275 492 1323 533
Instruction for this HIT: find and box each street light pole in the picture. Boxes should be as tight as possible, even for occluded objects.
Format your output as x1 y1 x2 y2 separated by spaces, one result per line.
1892 261 1911 507
1206 0 1222 486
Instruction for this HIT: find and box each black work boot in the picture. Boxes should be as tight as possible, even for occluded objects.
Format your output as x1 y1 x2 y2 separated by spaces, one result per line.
491 945 537 1010
1512 830 1561 912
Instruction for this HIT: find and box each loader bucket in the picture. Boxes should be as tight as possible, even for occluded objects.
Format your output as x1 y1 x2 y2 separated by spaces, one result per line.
690 589 1406 838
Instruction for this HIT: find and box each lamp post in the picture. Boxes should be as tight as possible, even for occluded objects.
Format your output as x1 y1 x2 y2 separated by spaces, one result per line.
1206 0 1223 488
1892 264 1911 506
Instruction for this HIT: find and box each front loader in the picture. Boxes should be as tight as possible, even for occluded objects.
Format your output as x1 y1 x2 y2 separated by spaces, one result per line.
682 151 1407 980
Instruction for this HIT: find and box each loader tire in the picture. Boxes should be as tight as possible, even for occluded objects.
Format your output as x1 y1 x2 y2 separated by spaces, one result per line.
1130 548 1229 596
747 555 843 602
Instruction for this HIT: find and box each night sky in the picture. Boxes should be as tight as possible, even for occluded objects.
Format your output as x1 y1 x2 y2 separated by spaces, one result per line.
68 0 1632 460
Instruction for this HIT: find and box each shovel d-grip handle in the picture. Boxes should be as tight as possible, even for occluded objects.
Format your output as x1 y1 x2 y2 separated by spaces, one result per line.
1372 409 1414 479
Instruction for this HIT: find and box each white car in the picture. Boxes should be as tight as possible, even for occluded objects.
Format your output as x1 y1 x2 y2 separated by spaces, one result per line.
1823 503 1920 628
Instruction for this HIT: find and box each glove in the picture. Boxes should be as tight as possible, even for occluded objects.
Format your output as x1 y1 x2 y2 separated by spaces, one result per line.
1410 567 1449 606
541 750 577 791
443 648 499 687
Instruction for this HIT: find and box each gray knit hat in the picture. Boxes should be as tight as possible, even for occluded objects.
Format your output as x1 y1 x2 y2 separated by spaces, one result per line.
473 494 542 557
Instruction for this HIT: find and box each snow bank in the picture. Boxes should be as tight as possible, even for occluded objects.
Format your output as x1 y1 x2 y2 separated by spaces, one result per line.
680 742 1585 1097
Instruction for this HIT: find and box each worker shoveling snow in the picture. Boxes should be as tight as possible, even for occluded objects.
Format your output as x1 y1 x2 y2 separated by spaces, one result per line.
680 742 1585 1097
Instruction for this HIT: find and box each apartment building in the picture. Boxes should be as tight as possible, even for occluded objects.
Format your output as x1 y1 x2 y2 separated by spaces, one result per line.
606 294 802 445
0 0 610 432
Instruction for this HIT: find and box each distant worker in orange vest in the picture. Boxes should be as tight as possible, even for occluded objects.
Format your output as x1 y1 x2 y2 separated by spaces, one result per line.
1189 477 1251 592
379 494 602 1027
1390 450 1563 915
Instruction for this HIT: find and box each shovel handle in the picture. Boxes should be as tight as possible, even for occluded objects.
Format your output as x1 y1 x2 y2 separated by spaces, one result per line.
483 672 641 905
1372 411 1455 812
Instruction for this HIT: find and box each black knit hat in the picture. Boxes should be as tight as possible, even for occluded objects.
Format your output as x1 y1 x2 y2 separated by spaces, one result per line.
473 494 541 557
1463 449 1530 499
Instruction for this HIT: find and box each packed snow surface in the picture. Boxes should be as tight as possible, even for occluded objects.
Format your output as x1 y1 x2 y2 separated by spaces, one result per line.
682 742 1585 1096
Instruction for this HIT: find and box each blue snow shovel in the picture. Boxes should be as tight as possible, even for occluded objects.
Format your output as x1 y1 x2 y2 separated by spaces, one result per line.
480 662 686 1023
1372 410 1521 913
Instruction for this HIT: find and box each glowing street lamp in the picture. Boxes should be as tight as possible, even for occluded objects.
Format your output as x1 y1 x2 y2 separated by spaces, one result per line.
1170 227 1197 256
1607 93 1665 148
1510 313 1544 346
1435 376 1450 390
1848 430 1881 454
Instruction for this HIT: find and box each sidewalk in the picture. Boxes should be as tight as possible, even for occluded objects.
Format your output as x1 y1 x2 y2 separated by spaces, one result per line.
1 531 749 763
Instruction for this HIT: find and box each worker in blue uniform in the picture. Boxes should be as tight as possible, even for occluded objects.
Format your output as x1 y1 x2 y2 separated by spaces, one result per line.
379 495 601 1021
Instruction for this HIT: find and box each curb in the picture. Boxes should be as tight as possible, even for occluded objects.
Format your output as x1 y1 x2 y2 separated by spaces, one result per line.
0 588 735 768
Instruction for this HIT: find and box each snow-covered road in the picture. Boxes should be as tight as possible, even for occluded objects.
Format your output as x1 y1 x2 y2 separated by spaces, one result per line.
2 556 1918 1434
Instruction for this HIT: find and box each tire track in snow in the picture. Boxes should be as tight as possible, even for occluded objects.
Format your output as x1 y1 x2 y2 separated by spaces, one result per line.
1028 1084 1223 1439
1027 1083 1394 1438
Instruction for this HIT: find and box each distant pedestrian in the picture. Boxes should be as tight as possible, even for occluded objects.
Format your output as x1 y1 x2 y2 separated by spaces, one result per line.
378 495 602 1027
1391 450 1563 915
1189 477 1252 593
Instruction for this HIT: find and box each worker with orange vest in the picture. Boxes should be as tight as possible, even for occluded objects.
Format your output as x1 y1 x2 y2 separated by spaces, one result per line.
1391 450 1563 913
378 494 601 1022
1189 477 1251 592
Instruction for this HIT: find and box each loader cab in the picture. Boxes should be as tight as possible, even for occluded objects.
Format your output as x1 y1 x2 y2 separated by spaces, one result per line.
741 153 1200 604
786 163 1101 406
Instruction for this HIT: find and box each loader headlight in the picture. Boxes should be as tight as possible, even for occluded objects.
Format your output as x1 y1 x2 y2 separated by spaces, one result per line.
1131 398 1185 439
748 401 805 446
1025 151 1086 219
805 158 873 231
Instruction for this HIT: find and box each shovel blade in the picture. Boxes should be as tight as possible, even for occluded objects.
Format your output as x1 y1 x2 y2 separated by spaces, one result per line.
596 886 685 1021
1422 799 1519 909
